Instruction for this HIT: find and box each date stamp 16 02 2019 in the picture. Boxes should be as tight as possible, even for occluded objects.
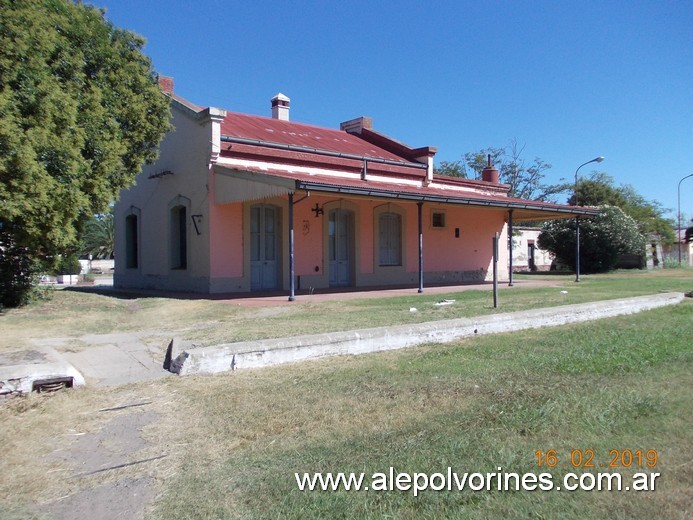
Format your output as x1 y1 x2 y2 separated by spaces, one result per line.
535 449 659 469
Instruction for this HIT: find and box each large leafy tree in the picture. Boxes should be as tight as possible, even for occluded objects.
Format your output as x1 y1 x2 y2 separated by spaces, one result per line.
568 173 627 207
0 0 171 307
538 206 646 273
569 173 675 243
435 140 554 200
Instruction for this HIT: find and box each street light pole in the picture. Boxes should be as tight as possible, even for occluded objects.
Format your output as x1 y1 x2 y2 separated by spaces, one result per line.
574 156 605 282
678 173 693 266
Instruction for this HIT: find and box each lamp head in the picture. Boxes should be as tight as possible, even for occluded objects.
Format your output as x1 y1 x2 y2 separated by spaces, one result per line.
594 156 605 163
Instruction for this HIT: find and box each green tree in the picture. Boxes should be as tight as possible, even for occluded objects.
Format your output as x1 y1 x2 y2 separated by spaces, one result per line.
617 185 675 244
538 206 646 273
568 173 627 207
0 228 37 308
434 160 469 178
0 0 171 307
81 211 115 259
435 140 553 200
568 173 675 244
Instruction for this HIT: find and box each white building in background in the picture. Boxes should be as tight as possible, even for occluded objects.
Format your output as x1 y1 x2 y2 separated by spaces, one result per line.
511 227 554 272
661 228 693 267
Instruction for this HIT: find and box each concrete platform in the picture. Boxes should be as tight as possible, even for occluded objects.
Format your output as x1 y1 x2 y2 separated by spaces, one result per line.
34 332 171 388
3 292 686 392
0 347 85 397
171 292 686 376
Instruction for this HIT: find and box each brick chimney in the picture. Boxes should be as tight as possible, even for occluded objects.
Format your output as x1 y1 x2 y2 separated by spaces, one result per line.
271 93 290 121
157 75 174 94
481 154 499 183
340 116 373 134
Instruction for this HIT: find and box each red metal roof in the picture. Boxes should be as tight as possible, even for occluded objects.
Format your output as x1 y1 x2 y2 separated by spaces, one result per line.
176 92 598 221
220 111 415 163
219 142 428 181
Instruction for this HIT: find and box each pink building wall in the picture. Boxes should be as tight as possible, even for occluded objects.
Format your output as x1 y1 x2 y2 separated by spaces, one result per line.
294 199 324 277
209 202 243 278
209 194 508 286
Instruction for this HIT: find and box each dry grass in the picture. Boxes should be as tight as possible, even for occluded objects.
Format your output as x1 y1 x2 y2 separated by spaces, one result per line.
0 382 188 519
0 270 691 518
1 301 691 518
1 269 691 353
150 301 692 519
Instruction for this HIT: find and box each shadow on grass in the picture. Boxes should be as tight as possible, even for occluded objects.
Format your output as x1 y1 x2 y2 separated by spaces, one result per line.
62 281 498 303
62 282 507 302
513 269 573 276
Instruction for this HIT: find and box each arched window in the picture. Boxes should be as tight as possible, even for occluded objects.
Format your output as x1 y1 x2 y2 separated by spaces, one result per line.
379 212 402 266
170 205 187 269
125 214 138 269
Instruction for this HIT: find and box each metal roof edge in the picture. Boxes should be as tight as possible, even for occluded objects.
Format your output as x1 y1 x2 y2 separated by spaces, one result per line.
295 180 601 215
215 164 297 190
220 135 427 170
356 127 437 162
169 94 226 122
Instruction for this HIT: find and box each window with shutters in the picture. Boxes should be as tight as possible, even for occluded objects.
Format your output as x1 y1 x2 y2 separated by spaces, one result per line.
379 212 402 266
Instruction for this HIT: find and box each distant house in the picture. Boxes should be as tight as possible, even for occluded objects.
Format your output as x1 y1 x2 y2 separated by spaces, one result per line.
511 227 554 272
114 77 597 297
645 234 663 269
661 228 693 267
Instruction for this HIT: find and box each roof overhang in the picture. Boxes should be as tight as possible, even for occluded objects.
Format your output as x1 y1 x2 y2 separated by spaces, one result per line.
214 166 295 204
296 180 599 221
214 164 600 221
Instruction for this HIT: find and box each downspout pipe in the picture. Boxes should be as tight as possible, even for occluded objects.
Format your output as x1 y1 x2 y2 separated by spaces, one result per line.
417 202 424 293
508 210 514 286
288 193 295 301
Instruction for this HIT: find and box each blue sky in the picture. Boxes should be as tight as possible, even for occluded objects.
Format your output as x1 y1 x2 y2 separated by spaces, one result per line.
101 0 692 222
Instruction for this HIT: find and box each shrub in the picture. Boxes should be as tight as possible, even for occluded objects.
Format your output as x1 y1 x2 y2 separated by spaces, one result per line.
538 206 646 273
55 255 83 276
0 232 40 309
662 256 691 269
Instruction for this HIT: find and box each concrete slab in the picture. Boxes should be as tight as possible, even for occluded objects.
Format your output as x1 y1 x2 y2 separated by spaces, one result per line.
171 292 686 376
30 332 171 388
0 347 85 396
60 335 170 387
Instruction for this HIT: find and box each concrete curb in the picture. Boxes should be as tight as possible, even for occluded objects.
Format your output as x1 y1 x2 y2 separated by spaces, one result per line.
171 292 686 376
0 347 86 397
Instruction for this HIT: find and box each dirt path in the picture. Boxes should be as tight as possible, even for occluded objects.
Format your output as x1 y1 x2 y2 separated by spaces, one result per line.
42 405 160 520
0 387 183 520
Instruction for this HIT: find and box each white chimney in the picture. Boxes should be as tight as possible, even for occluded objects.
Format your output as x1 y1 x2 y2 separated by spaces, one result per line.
271 93 290 121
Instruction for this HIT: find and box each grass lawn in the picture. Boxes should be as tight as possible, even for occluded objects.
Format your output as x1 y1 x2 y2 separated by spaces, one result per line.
0 270 690 519
149 299 692 519
0 269 691 352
